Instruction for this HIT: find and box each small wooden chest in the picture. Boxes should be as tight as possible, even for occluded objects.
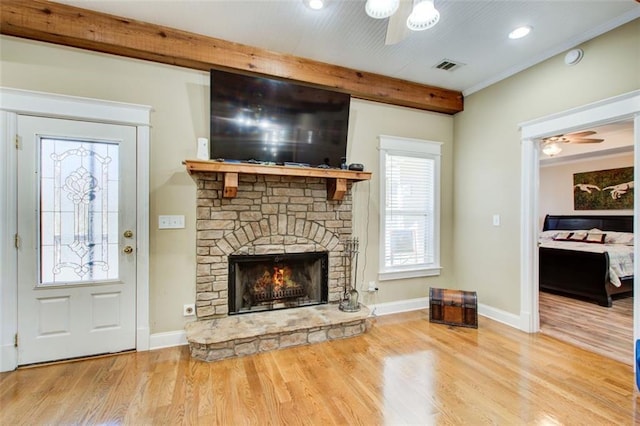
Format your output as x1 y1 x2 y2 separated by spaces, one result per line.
429 287 478 328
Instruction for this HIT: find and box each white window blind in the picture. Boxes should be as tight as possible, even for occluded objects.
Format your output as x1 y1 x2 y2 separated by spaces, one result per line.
379 135 441 280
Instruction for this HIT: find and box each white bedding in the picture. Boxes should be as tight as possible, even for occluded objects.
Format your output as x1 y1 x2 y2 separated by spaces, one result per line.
539 232 634 287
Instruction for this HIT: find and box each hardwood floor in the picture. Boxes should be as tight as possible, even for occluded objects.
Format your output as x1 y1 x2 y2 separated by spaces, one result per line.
1 310 638 425
539 291 633 365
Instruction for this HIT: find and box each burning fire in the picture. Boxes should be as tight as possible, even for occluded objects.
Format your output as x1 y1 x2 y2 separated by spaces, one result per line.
254 265 299 293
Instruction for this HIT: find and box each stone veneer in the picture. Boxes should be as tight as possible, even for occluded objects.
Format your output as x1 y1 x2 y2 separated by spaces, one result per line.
194 173 354 319
186 304 370 361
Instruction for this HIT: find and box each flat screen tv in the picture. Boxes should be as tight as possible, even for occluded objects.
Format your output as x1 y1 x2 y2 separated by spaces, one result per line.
210 69 351 168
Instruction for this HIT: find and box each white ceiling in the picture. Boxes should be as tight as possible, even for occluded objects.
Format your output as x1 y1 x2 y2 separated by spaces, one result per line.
54 0 640 96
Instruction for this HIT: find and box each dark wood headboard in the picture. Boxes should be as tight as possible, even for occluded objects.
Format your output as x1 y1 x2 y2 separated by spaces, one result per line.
542 215 633 233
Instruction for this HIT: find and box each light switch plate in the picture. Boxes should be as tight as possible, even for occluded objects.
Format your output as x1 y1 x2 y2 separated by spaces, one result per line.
492 214 501 227
159 215 185 229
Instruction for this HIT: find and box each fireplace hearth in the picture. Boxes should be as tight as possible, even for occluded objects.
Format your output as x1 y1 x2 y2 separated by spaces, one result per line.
228 252 328 315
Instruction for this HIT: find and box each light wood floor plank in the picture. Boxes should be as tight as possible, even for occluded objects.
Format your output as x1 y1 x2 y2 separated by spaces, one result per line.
539 291 633 365
1 310 637 424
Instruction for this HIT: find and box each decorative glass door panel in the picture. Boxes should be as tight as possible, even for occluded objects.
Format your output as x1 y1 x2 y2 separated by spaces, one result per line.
40 138 120 285
17 115 137 365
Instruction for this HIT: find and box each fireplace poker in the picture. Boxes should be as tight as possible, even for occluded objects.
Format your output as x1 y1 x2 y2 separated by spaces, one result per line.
340 237 361 312
351 238 359 292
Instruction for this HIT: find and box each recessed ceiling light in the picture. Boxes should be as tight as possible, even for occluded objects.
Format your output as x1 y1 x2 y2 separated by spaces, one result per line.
305 0 326 10
508 25 532 40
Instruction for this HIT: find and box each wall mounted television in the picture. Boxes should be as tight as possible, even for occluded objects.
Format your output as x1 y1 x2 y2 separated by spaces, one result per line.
210 69 351 168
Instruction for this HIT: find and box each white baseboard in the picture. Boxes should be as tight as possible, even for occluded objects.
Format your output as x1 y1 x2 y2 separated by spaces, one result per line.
478 303 521 329
366 297 428 317
1 343 17 372
365 297 522 330
149 330 187 350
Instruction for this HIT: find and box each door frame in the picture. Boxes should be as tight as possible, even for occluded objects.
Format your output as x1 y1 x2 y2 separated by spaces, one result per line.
518 90 640 343
0 87 151 372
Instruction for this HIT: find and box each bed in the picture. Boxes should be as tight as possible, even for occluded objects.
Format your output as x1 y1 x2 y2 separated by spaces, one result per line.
539 214 634 307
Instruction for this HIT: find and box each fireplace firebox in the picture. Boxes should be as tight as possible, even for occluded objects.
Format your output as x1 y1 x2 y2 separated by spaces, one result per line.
228 252 328 315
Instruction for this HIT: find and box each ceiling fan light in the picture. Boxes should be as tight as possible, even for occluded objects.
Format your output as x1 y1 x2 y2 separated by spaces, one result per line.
365 0 399 19
407 0 440 31
542 143 562 157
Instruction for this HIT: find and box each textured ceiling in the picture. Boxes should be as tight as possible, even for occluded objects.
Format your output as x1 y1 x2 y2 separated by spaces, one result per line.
54 0 640 95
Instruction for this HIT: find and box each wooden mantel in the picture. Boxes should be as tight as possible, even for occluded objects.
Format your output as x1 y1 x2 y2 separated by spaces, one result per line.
183 160 371 201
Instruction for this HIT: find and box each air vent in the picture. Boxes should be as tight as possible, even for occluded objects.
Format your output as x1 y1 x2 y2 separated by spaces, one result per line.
433 59 465 72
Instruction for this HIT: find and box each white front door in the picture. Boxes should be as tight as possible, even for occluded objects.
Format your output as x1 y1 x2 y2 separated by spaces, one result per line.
17 115 137 365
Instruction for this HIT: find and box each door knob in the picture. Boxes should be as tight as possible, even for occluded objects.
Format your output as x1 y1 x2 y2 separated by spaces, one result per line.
123 230 134 238
123 245 134 254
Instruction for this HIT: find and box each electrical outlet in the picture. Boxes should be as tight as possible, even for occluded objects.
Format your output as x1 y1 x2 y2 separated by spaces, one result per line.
368 281 378 292
183 304 195 316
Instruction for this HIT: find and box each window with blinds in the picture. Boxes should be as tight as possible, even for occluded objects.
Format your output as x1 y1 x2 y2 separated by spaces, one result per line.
379 136 442 280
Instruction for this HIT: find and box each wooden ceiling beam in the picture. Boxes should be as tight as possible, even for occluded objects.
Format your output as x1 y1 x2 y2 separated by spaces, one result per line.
0 0 463 114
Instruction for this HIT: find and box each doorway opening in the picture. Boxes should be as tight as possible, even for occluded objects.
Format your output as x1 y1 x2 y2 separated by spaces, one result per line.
519 90 640 370
537 124 635 364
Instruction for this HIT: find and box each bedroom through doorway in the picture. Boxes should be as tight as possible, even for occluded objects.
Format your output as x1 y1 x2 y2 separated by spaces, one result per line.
537 119 635 365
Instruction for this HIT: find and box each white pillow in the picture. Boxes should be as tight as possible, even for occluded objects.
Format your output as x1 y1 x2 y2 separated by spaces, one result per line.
552 231 573 241
568 231 587 241
584 232 606 244
539 230 560 241
605 231 634 246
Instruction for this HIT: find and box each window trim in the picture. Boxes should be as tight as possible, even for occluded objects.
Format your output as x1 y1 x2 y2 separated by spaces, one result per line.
378 135 442 281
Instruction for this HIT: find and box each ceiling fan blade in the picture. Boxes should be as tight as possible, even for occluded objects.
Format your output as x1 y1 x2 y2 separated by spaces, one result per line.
565 130 596 138
385 0 413 45
567 138 605 144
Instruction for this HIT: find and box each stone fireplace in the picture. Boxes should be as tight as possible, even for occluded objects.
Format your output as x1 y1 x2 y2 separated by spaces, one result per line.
193 173 352 319
228 251 328 314
185 162 372 361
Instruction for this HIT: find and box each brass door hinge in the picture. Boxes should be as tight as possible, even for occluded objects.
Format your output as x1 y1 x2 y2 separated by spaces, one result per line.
14 333 18 348
14 233 20 249
15 135 20 150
